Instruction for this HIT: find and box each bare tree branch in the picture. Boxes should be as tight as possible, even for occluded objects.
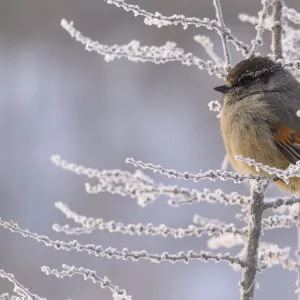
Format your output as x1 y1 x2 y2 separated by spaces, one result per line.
248 0 270 57
103 0 250 54
0 269 45 300
0 218 247 267
42 265 131 300
126 157 266 183
240 182 265 300
272 0 283 60
264 197 300 210
213 0 231 69
60 19 226 78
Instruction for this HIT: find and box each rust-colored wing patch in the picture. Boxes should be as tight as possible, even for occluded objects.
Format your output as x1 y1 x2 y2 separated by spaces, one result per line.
273 123 300 164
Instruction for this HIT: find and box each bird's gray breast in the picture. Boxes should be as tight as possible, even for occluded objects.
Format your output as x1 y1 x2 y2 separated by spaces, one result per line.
220 93 276 172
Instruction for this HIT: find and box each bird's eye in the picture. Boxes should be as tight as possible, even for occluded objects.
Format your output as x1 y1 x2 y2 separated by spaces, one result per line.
238 76 252 87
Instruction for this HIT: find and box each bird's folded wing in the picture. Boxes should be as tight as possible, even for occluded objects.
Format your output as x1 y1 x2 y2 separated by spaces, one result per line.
272 123 300 164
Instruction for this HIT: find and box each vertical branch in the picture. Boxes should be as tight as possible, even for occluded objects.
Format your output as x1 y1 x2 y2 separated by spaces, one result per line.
240 181 266 300
273 0 297 294
297 205 300 299
271 0 283 60
213 0 231 70
247 0 269 58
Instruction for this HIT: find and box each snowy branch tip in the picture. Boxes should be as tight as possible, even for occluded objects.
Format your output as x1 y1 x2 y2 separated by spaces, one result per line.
126 157 265 183
103 0 250 55
42 264 131 300
60 19 226 78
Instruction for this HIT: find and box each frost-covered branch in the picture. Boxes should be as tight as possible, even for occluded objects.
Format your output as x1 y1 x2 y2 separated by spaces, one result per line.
283 6 300 25
53 202 244 238
248 0 269 57
127 157 265 183
103 0 249 54
240 182 265 300
0 269 45 300
168 188 250 206
51 155 250 207
262 215 296 229
193 36 223 65
264 196 300 210
213 0 231 69
259 245 297 271
60 19 226 78
235 155 300 182
0 294 23 300
0 218 246 267
208 100 222 118
53 221 242 238
41 264 131 300
271 0 283 60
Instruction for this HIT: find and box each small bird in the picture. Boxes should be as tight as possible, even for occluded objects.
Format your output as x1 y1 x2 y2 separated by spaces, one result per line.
214 56 300 193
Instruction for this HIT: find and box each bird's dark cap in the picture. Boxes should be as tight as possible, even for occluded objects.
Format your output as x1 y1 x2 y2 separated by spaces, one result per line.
226 56 282 87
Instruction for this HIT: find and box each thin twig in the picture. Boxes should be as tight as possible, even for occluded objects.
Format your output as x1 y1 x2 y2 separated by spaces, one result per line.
60 19 226 78
272 0 283 60
0 218 247 267
126 157 266 183
297 204 300 299
103 0 250 55
194 35 223 65
248 0 269 57
0 269 45 300
264 197 300 210
240 182 265 300
54 202 244 238
42 265 131 300
213 0 231 70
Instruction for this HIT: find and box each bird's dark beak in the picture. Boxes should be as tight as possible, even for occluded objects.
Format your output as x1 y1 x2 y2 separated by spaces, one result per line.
214 85 232 94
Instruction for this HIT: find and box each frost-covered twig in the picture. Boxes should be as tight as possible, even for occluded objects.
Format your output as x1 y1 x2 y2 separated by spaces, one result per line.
41 264 131 300
52 154 162 206
127 157 265 183
240 182 265 300
0 218 247 267
264 196 300 210
169 188 250 206
0 294 22 300
272 0 283 60
213 0 231 69
53 202 244 237
193 36 223 65
259 245 297 271
60 19 226 78
208 100 222 118
248 0 269 57
262 215 296 229
102 0 249 54
0 269 45 300
53 222 243 238
283 6 300 25
297 206 300 299
235 155 300 182
51 155 250 207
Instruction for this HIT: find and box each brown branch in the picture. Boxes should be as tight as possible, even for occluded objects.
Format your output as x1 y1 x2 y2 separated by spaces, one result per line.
240 182 265 300
271 0 283 60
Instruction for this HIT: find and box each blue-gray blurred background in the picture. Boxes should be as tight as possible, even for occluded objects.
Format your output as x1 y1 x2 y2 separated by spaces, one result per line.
1 0 300 299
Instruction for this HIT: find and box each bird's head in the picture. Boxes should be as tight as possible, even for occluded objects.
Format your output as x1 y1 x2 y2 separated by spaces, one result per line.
214 56 283 101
